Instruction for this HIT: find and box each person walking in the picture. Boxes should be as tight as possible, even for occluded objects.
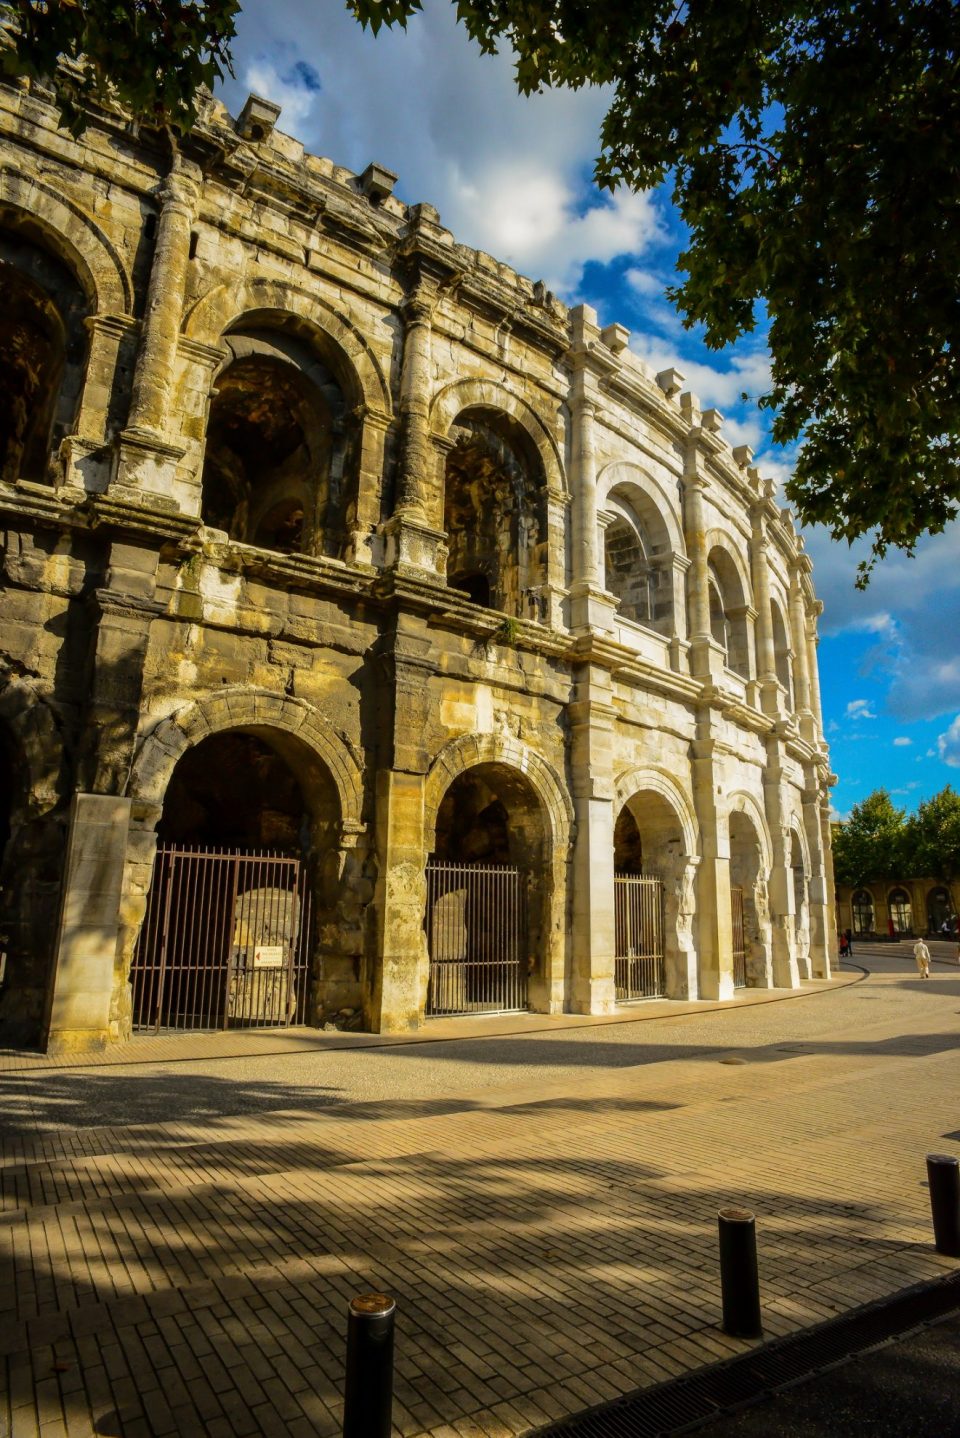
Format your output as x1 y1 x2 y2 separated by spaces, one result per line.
913 936 931 979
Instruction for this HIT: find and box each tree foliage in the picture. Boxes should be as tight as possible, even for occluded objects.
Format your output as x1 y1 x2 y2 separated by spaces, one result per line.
832 789 907 888
833 785 960 904
4 2 960 579
904 786 960 896
0 1 238 134
349 0 960 583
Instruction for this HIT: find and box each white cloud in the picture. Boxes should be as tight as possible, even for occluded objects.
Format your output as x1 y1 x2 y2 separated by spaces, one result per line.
627 336 772 412
807 524 960 723
938 716 960 768
226 1 665 295
893 737 912 747
846 699 876 721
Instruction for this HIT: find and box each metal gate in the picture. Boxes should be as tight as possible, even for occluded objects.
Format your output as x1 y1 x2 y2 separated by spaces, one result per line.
731 885 747 988
131 842 313 1032
425 860 528 1016
614 874 666 1001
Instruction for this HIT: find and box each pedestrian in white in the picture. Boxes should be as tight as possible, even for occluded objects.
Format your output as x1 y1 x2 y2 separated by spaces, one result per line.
913 937 931 979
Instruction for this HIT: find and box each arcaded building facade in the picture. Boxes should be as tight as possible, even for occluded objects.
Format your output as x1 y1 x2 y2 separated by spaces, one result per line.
0 76 836 1051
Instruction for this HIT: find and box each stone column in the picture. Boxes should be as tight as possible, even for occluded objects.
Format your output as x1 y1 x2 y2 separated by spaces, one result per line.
381 285 448 575
806 602 826 740
567 305 617 633
763 739 801 988
126 162 200 438
805 779 835 978
691 726 734 1000
789 563 815 738
44 793 133 1051
750 507 779 714
567 666 617 1015
396 292 434 517
571 378 600 591
367 616 437 1032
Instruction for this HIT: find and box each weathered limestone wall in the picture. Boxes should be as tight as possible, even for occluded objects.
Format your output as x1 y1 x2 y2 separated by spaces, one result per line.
0 73 837 1050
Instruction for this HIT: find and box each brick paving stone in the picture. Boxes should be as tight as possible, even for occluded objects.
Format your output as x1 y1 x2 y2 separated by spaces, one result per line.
1 951 959 1434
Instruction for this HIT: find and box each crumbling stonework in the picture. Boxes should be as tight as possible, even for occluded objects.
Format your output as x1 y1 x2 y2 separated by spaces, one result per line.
0 73 837 1051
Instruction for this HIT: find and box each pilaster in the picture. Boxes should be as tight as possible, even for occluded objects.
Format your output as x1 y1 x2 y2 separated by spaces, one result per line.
567 663 618 1015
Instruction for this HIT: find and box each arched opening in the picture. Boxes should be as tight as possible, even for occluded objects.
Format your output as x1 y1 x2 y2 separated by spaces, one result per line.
426 762 548 1014
927 885 956 935
602 485 675 635
443 409 548 619
790 830 810 979
0 226 90 483
707 548 751 679
852 888 875 936
771 600 793 705
201 328 355 558
132 728 342 1032
729 811 770 987
0 728 13 876
614 788 695 1001
888 887 913 936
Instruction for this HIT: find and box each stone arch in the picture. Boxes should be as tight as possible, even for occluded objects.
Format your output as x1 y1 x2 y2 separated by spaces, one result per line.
424 733 572 855
429 377 564 494
597 462 685 556
725 790 773 869
613 764 700 1000
182 280 391 418
705 532 753 607
0 168 131 313
727 793 774 987
0 680 70 1046
424 733 572 1016
613 766 699 859
788 818 811 979
128 689 364 834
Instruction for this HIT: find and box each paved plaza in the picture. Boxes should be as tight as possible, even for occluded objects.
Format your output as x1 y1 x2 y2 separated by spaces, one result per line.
2 943 959 1438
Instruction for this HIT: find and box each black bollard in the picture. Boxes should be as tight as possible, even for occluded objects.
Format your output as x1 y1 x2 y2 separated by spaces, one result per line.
926 1154 960 1257
718 1207 763 1338
343 1292 395 1438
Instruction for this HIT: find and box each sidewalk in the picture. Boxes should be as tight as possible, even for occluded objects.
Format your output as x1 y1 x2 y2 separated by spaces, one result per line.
0 972 850 1075
1 948 959 1437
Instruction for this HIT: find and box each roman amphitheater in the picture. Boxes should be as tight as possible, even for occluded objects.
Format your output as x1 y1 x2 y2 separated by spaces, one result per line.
0 74 836 1051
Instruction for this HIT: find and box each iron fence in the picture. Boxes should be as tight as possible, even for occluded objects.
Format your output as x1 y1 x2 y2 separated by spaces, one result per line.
425 860 528 1016
131 842 312 1032
614 873 666 1001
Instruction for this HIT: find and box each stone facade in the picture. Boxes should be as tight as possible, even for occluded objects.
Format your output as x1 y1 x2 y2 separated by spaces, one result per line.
0 75 837 1051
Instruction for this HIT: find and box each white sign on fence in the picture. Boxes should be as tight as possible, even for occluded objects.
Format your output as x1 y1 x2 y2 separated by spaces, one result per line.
253 945 285 969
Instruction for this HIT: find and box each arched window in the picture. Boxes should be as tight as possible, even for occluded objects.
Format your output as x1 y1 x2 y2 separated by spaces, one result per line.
706 548 751 678
601 483 676 636
851 888 874 935
201 328 355 559
888 888 913 934
0 230 90 484
927 886 956 935
708 567 729 657
771 600 793 705
443 408 547 618
605 516 654 624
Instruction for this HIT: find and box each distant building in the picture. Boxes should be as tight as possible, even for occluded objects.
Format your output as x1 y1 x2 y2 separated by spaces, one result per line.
0 76 836 1051
836 882 957 940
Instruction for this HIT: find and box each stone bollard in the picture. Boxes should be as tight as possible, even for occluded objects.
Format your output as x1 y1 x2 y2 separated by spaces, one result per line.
718 1208 763 1338
342 1293 396 1438
926 1154 960 1257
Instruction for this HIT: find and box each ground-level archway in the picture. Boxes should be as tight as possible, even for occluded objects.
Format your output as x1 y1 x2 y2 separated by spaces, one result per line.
728 807 773 988
613 780 698 1001
129 725 343 1032
424 761 550 1016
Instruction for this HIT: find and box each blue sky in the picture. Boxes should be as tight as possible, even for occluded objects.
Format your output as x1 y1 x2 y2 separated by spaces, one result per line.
219 0 960 819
